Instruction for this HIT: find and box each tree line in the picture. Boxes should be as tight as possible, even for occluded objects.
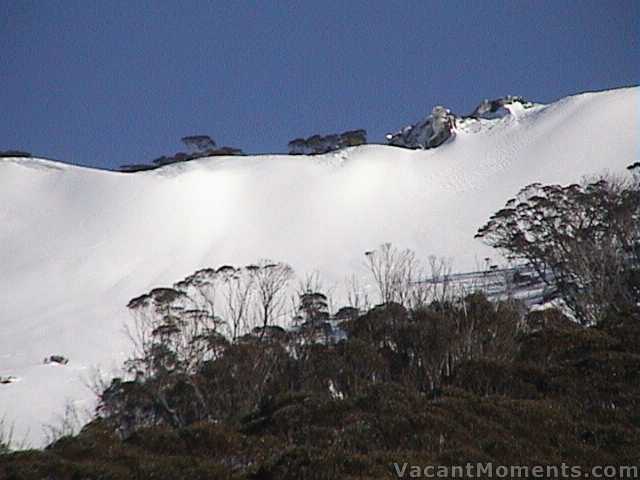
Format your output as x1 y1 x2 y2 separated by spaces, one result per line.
119 128 369 172
119 135 244 172
287 129 367 155
97 162 639 439
2 162 639 477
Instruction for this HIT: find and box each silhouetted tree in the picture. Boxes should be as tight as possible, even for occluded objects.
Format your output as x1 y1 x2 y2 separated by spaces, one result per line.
476 172 640 324
339 129 367 147
181 135 216 154
287 138 307 155
252 261 294 333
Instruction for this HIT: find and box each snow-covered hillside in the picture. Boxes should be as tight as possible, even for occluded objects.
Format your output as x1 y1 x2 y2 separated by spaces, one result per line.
0 87 638 446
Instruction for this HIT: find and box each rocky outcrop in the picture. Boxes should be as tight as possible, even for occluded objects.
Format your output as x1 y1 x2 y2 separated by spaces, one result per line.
44 355 69 365
468 95 534 120
386 95 535 150
386 106 456 149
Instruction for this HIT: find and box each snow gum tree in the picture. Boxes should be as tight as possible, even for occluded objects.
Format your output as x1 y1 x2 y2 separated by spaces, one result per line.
103 261 294 434
476 170 640 325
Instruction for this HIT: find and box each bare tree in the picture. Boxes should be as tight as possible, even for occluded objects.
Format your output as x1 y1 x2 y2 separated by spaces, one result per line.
345 273 370 312
251 261 294 334
363 244 457 310
365 243 413 305
364 244 427 306
219 266 255 341
0 416 16 454
424 255 454 307
43 400 89 445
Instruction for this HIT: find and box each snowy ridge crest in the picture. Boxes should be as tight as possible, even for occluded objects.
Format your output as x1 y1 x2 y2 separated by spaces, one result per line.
386 95 539 150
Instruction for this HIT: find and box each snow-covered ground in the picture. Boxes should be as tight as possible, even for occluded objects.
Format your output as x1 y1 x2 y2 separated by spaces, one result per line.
0 86 638 446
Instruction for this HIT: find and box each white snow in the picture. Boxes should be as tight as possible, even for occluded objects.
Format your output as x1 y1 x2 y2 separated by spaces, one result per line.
0 86 638 446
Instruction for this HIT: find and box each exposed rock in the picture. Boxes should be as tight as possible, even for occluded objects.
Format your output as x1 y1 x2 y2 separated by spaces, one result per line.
44 355 69 365
469 95 534 120
387 96 536 150
386 106 456 149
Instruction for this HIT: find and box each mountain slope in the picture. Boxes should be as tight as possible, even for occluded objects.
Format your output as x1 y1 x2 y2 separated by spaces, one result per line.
0 86 638 446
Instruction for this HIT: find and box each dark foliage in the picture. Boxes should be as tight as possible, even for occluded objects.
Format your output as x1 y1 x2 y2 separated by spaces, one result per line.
181 135 216 154
0 150 31 158
119 135 244 172
476 173 640 324
4 167 640 477
288 129 367 155
5 299 640 478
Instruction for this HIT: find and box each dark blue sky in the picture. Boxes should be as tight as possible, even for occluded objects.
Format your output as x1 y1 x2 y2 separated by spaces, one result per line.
1 0 638 170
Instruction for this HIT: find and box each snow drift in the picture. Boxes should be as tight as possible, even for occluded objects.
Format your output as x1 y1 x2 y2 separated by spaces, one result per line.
0 86 638 446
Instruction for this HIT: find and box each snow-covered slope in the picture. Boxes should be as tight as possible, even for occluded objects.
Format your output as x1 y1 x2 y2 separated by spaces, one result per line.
0 87 638 446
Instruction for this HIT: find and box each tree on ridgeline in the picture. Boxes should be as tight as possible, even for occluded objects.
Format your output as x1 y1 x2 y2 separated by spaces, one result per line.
287 129 367 155
181 135 216 154
287 138 307 155
339 129 367 147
